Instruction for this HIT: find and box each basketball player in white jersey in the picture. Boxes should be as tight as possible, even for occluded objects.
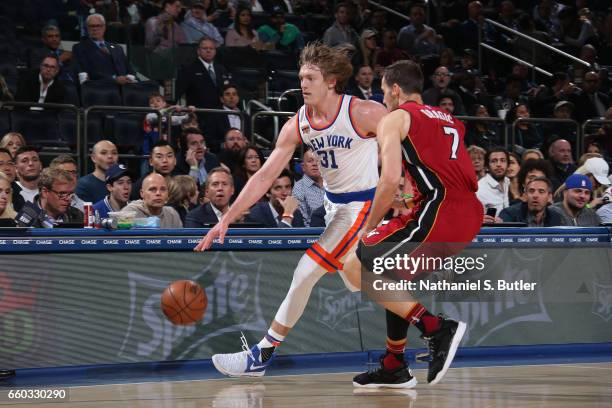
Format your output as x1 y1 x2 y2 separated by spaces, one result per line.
194 42 388 377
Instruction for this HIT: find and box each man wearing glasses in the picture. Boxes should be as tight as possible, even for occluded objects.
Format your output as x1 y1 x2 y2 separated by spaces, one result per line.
16 167 83 228
422 66 466 115
15 55 65 105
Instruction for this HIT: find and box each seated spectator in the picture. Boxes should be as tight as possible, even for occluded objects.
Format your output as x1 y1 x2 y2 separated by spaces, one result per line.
16 55 65 105
257 7 304 53
205 83 246 151
0 148 23 213
175 128 221 185
29 25 73 82
423 66 466 115
218 128 247 171
467 145 486 179
0 75 13 102
498 177 565 226
516 158 554 201
522 148 544 162
506 103 543 150
460 1 497 51
93 164 133 219
347 65 381 101
246 169 304 227
494 75 528 118
398 3 443 57
131 141 179 200
49 154 85 212
14 146 43 204
77 140 119 203
181 1 224 46
168 175 199 224
573 157 611 208
185 167 234 226
375 30 409 69
73 14 137 85
584 108 612 157
465 105 502 149
0 171 17 224
558 6 596 53
552 174 601 226
547 138 576 191
208 0 235 29
225 6 262 49
438 48 456 71
456 70 493 116
16 168 83 228
145 0 187 52
507 152 522 203
123 173 182 228
533 72 578 117
0 133 26 158
352 30 378 74
293 148 324 226
597 186 612 223
438 93 455 114
323 3 359 48
478 147 510 222
570 71 610 123
233 145 265 199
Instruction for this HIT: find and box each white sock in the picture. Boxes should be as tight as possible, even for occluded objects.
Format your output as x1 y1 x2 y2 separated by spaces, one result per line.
258 328 286 349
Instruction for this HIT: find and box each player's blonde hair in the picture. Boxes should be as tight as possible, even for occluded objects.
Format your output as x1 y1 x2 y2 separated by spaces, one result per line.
299 42 353 93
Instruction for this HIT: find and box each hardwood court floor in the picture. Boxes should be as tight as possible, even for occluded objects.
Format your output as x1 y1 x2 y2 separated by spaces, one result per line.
2 363 611 407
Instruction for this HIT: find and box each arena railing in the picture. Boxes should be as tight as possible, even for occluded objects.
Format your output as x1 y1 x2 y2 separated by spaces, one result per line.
164 107 249 146
83 106 162 173
581 119 612 156
250 111 295 147
512 117 580 157
277 89 302 112
0 101 81 170
455 116 508 148
367 1 410 22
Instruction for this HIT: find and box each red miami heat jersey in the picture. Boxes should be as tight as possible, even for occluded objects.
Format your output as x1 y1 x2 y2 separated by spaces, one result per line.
398 101 477 200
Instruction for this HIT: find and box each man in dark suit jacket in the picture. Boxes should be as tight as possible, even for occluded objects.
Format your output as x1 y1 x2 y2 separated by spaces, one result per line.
245 170 304 228
185 167 234 227
205 83 249 152
176 37 228 112
29 25 74 82
570 71 610 123
16 56 65 104
347 65 382 101
72 14 136 84
175 128 221 185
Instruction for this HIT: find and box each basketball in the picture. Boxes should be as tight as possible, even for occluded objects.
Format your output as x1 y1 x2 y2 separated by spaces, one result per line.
161 280 207 325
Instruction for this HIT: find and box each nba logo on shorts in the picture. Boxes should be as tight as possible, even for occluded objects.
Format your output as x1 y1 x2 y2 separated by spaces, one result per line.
592 281 612 322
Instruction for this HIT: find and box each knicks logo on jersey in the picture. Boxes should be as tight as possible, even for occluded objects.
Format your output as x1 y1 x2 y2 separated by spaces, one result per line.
307 134 354 151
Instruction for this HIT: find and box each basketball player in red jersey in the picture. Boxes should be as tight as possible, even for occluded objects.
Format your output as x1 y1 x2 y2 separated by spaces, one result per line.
343 60 483 388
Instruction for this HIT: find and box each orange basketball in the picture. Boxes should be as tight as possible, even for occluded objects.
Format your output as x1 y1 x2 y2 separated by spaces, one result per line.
161 280 207 325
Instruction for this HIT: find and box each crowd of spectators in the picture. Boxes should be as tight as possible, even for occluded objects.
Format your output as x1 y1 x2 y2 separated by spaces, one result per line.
1 0 612 229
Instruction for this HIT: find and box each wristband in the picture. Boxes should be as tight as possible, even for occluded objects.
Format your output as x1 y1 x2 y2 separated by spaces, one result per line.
401 193 413 199
190 166 198 171
282 213 294 219
404 198 414 209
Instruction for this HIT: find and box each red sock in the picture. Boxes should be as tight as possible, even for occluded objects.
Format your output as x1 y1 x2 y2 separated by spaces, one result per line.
383 338 406 370
405 304 440 335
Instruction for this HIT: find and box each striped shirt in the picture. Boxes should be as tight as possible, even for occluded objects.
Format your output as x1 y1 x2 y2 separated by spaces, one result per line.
293 174 324 227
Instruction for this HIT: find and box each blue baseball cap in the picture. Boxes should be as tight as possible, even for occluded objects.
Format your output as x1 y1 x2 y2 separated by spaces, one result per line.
565 174 592 191
105 163 133 184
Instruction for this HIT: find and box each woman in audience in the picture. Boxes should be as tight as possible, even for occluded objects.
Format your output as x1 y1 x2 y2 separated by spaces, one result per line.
168 175 199 225
233 145 265 198
465 104 502 149
225 6 262 49
507 152 522 203
0 132 26 158
438 48 457 72
0 171 17 224
467 145 486 179
521 148 544 162
352 29 379 73
506 103 543 150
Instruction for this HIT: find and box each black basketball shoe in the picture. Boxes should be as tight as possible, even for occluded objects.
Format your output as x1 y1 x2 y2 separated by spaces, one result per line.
421 316 466 385
353 353 417 389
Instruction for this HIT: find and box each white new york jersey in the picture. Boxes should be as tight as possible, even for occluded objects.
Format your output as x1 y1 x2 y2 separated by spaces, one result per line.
297 95 379 194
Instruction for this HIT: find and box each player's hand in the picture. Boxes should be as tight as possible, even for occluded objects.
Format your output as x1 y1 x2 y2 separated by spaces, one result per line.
194 220 229 251
280 196 299 214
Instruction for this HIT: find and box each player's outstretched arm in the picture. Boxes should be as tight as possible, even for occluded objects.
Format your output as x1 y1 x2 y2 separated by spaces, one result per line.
194 116 300 252
364 109 411 232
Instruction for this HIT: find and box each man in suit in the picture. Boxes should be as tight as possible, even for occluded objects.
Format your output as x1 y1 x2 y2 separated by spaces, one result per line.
185 167 234 226
246 169 304 228
571 71 610 123
29 25 73 82
16 55 66 104
347 65 381 101
175 127 221 185
176 37 228 109
72 14 137 84
206 83 246 152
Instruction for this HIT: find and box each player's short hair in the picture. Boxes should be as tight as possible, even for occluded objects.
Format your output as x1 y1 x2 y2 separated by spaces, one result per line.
299 42 353 94
382 60 424 95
